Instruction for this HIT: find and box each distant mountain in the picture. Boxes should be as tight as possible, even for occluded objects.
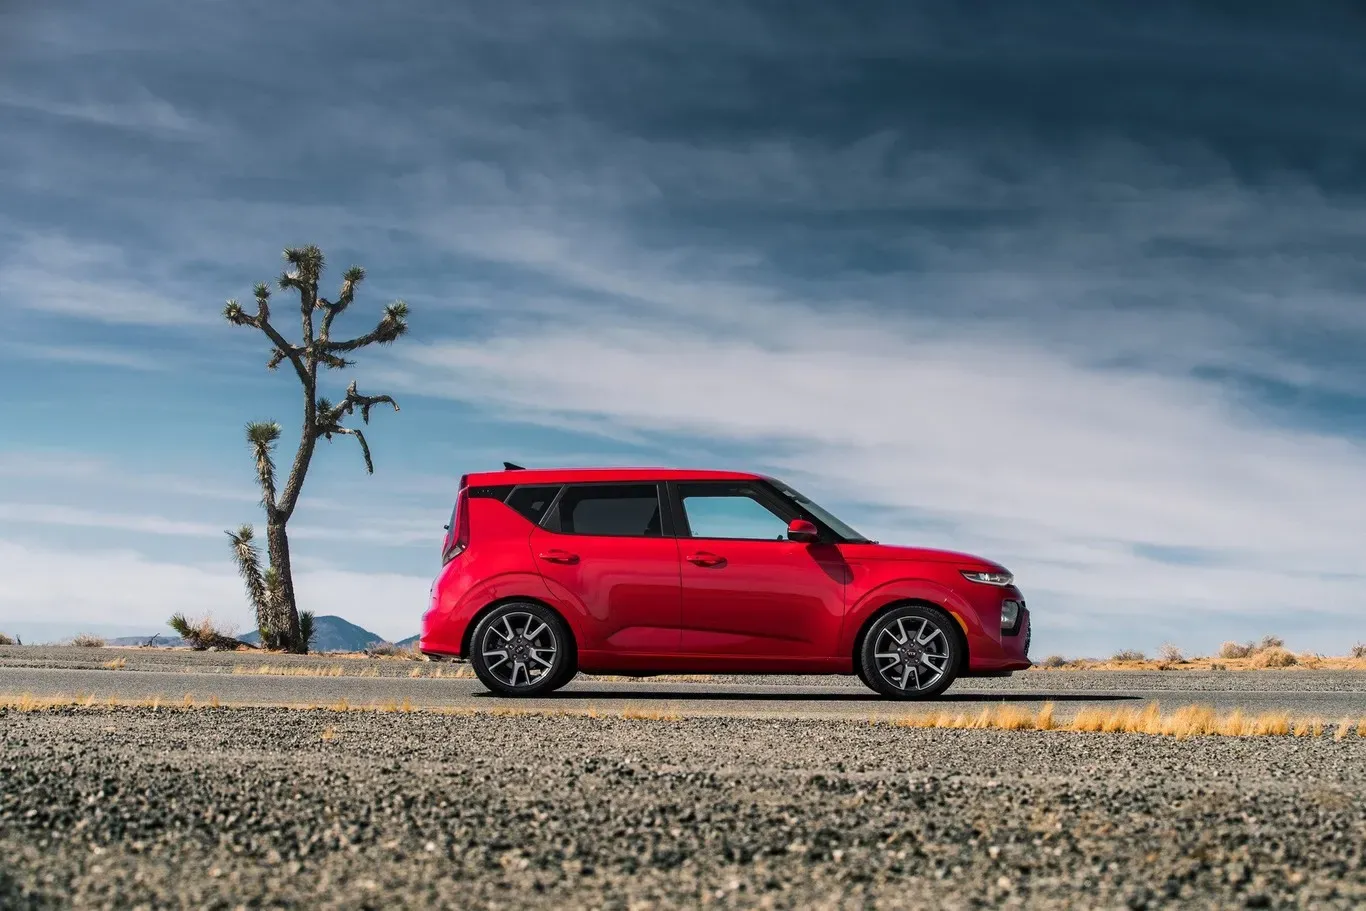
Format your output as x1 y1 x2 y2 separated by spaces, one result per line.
396 634 420 648
242 614 385 653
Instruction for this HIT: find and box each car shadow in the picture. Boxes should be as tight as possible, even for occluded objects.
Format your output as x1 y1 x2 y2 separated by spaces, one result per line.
474 689 1142 704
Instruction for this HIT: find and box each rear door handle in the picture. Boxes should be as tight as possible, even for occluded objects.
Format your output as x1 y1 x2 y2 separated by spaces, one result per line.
686 552 726 568
538 550 580 565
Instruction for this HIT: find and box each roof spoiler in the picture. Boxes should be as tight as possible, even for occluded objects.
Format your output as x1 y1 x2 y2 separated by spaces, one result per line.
502 461 525 471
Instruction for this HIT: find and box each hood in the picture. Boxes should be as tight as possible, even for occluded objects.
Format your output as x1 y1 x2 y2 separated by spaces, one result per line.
842 543 1005 571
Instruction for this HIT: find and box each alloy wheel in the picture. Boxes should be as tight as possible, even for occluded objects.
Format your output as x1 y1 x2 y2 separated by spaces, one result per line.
480 611 559 688
872 615 952 694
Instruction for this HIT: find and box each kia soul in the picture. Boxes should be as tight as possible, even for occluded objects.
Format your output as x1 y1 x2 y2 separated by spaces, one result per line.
420 466 1031 699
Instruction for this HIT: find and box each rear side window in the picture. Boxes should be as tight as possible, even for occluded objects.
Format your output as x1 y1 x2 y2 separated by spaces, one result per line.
545 484 662 537
504 485 561 525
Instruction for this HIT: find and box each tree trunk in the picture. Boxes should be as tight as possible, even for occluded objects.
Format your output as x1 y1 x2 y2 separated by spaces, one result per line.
266 521 302 652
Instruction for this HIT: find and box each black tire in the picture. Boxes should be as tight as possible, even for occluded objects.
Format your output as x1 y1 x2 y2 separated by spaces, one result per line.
469 602 575 697
857 604 961 700
853 659 874 691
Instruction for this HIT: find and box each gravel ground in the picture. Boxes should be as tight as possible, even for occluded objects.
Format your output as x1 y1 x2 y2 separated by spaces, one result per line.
2 706 1363 909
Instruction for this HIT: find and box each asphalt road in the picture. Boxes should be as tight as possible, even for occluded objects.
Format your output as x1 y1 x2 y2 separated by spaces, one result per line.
3 664 1364 720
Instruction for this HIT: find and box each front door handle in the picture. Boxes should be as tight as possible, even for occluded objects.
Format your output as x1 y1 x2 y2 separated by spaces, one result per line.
686 552 726 568
538 549 580 565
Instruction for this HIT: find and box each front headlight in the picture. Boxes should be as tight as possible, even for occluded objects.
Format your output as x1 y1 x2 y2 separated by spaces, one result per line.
961 570 1013 586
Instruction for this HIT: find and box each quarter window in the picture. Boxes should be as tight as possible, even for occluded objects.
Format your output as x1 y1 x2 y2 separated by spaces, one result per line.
504 485 561 525
546 484 663 537
678 483 793 540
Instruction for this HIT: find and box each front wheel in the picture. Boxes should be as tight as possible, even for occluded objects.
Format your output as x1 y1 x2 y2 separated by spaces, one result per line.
470 603 575 697
858 605 961 700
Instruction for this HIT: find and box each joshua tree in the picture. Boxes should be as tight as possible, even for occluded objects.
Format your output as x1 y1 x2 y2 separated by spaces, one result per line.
221 245 407 652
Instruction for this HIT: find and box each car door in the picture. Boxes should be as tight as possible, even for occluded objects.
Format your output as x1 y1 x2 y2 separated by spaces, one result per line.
528 482 682 656
673 481 846 658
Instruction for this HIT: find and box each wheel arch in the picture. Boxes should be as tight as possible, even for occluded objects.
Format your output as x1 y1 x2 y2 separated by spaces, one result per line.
851 599 971 676
460 595 580 661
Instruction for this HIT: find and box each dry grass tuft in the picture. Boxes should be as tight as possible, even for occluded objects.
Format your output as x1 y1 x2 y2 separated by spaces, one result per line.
0 632 15 646
1219 640 1255 659
407 664 475 679
1352 643 1366 659
891 701 1330 739
1252 647 1298 668
1039 654 1068 669
101 658 127 670
233 664 346 677
320 725 337 741
71 634 106 648
621 707 683 722
1110 649 1145 663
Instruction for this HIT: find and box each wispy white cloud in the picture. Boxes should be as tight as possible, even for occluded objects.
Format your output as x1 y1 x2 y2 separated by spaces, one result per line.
2 342 165 371
0 87 201 136
0 235 210 326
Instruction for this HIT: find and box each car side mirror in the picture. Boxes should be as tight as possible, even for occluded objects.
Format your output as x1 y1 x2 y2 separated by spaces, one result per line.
786 518 819 543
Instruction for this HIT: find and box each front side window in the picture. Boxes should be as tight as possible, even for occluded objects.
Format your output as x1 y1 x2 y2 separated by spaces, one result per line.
678 482 793 540
545 484 662 537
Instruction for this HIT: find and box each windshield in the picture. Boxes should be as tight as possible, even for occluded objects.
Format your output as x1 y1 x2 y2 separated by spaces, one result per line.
766 479 872 543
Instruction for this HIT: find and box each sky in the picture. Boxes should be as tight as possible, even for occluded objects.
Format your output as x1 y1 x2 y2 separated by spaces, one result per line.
1 1 1365 656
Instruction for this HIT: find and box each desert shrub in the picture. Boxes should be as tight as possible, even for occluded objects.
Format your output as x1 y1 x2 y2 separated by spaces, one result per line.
71 634 105 648
299 611 316 654
1040 654 1068 669
1219 640 1255 659
1157 643 1184 663
168 613 246 651
1257 635 1284 650
0 632 14 646
1351 643 1366 659
1111 649 1145 663
1252 647 1298 668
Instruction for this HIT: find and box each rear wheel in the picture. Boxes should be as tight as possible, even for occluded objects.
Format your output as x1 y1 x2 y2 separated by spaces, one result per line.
858 605 961 700
470 603 575 697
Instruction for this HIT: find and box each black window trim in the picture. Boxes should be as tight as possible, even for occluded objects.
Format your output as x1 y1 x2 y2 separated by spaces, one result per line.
667 480 843 543
537 481 675 538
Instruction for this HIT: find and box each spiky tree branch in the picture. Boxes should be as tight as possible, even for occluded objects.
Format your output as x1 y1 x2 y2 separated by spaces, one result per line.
226 524 277 649
220 245 409 653
245 422 282 515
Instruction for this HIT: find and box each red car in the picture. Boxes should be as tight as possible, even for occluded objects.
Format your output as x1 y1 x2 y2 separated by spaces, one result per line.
420 466 1031 699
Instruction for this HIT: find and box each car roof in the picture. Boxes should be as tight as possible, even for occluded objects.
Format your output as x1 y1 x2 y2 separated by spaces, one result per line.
463 466 765 487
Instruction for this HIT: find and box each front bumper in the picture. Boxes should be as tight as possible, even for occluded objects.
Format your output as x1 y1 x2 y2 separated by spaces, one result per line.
964 600 1032 675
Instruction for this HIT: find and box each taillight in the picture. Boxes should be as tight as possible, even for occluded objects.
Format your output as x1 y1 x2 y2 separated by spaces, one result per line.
442 488 469 564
